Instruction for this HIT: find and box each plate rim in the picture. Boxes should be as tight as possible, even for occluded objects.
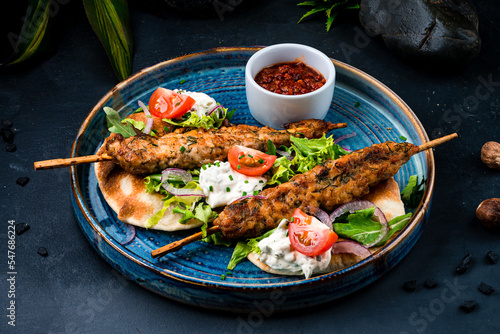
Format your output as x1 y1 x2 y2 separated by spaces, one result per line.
70 46 435 290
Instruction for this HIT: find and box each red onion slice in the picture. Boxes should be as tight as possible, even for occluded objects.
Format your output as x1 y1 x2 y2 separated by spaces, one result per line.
306 206 333 229
161 169 205 197
138 100 153 135
208 104 224 116
335 132 357 144
331 240 371 258
276 149 293 160
119 224 136 245
330 200 388 247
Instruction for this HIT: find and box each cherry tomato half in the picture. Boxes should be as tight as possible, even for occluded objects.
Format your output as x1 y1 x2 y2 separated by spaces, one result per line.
227 146 277 176
148 88 196 119
289 208 338 257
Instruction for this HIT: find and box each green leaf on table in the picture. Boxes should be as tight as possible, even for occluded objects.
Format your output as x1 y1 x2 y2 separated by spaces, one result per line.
82 0 133 81
5 0 52 65
297 0 360 32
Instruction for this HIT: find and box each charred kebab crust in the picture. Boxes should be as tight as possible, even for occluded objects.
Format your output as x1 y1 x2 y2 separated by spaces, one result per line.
215 141 418 241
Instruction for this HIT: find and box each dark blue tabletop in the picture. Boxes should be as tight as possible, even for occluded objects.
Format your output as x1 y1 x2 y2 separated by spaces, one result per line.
1 1 499 333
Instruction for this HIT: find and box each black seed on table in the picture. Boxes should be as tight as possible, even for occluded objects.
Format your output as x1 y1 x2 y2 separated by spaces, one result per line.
456 252 472 274
478 282 494 295
0 128 14 143
15 223 30 235
16 177 30 187
402 280 417 292
37 247 48 257
460 300 477 313
6 143 16 152
424 278 438 289
2 118 13 128
486 251 498 264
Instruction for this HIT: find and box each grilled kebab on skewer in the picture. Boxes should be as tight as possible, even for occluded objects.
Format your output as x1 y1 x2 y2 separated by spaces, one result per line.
215 141 419 240
104 119 346 175
150 133 457 258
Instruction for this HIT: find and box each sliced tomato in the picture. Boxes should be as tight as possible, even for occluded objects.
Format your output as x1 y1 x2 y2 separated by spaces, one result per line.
227 145 277 176
148 88 196 119
289 208 338 257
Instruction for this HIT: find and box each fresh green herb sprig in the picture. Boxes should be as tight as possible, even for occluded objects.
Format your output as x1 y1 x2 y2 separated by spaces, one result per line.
297 0 360 32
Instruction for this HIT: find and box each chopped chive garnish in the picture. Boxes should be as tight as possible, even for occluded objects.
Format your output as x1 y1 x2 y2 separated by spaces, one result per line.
237 165 241 170
291 217 295 222
259 180 264 183
202 164 207 170
355 101 360 108
229 175 233 181
179 79 186 84
209 185 213 192
258 158 264 164
221 274 226 280
180 146 186 153
164 126 170 132
244 180 249 184
248 154 253 158
239 155 245 159
216 162 220 167
226 187 231 192
253 191 259 196
399 135 407 141
242 191 247 196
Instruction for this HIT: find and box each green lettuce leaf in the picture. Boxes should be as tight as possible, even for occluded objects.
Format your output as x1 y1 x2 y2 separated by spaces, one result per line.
163 106 231 130
401 175 426 208
145 181 202 228
226 228 277 270
267 134 349 185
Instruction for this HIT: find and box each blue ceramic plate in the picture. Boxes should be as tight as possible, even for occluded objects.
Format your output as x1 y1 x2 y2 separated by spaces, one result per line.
71 47 434 312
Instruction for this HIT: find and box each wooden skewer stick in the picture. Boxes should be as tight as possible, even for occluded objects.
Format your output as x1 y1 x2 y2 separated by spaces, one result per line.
33 122 348 171
150 133 458 258
151 226 221 259
417 133 458 152
34 154 113 171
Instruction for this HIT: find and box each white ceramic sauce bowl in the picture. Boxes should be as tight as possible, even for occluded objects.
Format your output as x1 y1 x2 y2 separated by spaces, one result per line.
245 43 336 129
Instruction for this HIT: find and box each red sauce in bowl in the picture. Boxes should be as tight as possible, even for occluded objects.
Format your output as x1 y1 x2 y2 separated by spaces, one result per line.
254 61 326 95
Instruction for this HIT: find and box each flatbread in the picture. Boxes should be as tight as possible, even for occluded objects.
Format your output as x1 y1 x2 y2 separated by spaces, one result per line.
94 144 203 231
247 177 406 276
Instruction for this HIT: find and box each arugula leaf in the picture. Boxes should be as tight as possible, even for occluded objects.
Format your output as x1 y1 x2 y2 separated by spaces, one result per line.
226 228 277 270
266 140 277 156
401 175 426 209
375 213 413 247
332 207 385 246
104 107 136 138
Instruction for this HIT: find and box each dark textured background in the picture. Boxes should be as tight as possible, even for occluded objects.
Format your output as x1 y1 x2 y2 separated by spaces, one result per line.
1 0 499 333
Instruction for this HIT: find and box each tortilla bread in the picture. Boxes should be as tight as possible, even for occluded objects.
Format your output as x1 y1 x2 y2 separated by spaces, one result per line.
94 144 203 231
247 177 406 276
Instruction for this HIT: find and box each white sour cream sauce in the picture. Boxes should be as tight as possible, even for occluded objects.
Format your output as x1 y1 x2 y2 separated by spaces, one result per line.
257 219 332 279
174 89 217 117
199 161 266 208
